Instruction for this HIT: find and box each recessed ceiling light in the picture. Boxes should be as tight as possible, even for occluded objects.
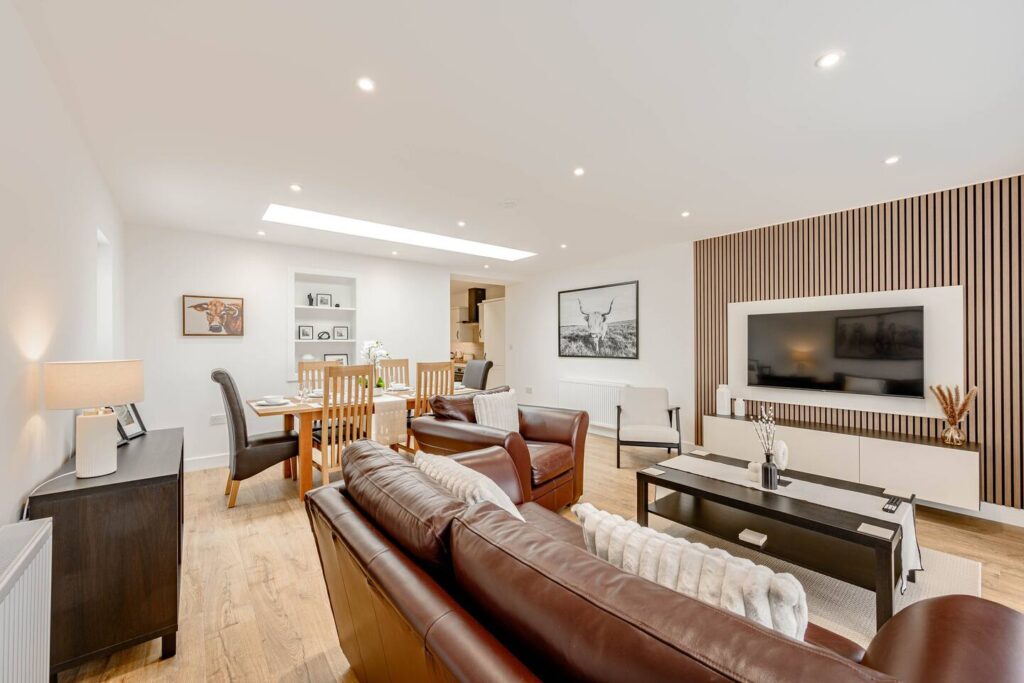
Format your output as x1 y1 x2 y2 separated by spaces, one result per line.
681 211 691 218
457 220 466 227
573 167 586 177
257 230 266 236
884 155 901 165
484 264 490 269
815 51 843 69
560 244 568 249
356 77 376 92
289 184 302 193
391 250 398 256
262 204 536 261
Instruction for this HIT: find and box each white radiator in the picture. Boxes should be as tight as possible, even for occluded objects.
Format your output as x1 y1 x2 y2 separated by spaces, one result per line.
0 518 52 683
557 378 629 429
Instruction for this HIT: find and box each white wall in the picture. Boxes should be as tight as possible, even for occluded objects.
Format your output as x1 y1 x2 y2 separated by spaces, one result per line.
506 242 695 441
0 0 124 521
123 225 451 465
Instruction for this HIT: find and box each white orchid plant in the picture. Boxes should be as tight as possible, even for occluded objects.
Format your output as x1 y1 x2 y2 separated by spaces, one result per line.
362 340 390 388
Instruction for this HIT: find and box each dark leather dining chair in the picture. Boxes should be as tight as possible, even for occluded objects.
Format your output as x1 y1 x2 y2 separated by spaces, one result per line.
211 368 299 508
462 359 494 390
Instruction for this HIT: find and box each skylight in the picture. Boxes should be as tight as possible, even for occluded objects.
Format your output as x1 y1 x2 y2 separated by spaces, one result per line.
262 204 536 261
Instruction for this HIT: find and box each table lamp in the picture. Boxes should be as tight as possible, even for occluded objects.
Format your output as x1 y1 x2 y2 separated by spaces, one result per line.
44 360 144 478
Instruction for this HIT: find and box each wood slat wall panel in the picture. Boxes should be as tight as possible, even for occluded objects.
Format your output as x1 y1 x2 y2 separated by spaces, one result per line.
693 174 1024 508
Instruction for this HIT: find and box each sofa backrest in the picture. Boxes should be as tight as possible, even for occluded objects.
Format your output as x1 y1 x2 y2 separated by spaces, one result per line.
341 440 467 572
450 504 898 683
430 385 510 422
305 481 538 683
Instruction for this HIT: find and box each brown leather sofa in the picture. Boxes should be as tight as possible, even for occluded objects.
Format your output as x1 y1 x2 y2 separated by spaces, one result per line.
305 440 1024 683
411 390 588 510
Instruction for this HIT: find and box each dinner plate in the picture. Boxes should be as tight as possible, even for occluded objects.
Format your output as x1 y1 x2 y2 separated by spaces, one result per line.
257 399 289 407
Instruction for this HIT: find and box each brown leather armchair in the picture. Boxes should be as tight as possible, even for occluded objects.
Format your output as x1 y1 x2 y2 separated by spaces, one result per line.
411 397 588 511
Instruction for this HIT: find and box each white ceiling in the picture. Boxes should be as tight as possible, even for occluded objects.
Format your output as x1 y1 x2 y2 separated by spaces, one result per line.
18 0 1024 281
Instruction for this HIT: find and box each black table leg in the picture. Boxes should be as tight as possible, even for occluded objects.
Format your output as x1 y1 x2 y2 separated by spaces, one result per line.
161 632 177 659
874 546 895 630
637 476 649 526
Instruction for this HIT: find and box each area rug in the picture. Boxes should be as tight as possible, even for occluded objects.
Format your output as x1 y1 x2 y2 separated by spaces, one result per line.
650 519 981 646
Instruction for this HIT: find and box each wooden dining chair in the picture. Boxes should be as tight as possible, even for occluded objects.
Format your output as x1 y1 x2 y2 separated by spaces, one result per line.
414 361 455 418
377 358 410 389
312 364 374 483
298 360 329 392
402 361 454 452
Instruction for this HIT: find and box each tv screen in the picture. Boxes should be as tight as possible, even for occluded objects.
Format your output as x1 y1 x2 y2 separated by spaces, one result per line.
747 306 924 398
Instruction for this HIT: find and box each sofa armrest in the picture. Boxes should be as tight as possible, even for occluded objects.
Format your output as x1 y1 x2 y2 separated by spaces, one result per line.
861 595 1024 682
519 405 589 503
452 446 527 505
411 416 533 502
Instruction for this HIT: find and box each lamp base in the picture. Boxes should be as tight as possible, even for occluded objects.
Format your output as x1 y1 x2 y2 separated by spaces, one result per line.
75 409 118 478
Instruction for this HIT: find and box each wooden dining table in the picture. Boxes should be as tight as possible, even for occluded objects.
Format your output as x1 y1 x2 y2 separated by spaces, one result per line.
246 388 475 499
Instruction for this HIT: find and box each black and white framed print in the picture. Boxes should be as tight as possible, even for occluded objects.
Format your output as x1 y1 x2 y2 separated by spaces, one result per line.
333 325 349 340
112 403 146 440
316 293 333 307
297 325 314 340
324 353 349 365
558 280 638 359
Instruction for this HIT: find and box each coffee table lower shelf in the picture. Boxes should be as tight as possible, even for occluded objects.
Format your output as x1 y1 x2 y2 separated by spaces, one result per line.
638 469 907 631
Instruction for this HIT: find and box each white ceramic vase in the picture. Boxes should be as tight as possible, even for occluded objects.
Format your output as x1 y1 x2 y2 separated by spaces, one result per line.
772 440 789 471
733 397 746 416
715 384 731 416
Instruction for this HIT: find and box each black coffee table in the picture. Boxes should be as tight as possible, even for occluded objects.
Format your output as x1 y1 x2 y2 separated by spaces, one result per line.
636 452 917 630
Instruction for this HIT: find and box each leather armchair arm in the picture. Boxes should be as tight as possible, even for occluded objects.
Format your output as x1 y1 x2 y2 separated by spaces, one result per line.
452 446 527 505
519 405 589 503
411 416 533 502
861 595 1024 682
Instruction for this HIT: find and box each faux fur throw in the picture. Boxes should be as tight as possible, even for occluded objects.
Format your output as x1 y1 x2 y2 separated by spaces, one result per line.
573 502 808 640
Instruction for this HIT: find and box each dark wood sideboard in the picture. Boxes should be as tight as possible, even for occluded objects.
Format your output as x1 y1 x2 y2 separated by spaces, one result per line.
28 428 183 681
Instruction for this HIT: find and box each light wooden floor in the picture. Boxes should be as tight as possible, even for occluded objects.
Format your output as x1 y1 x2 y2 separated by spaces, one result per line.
65 435 1024 681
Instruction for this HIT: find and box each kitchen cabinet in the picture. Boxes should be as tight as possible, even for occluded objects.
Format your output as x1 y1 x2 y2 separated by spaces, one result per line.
451 308 479 342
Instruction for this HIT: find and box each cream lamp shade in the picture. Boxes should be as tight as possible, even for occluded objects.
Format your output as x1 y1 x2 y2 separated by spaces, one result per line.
44 360 144 409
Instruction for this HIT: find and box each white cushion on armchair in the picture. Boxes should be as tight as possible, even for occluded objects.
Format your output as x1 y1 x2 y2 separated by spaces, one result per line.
619 387 678 444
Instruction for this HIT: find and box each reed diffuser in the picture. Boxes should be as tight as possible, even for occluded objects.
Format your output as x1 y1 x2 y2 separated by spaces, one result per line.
929 384 978 446
752 406 779 490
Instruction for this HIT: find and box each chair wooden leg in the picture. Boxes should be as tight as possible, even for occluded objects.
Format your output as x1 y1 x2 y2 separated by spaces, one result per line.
283 458 292 479
291 457 297 480
227 481 240 508
224 472 232 495
616 440 621 469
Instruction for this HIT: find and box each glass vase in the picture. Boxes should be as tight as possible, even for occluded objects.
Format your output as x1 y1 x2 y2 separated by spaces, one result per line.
941 422 966 446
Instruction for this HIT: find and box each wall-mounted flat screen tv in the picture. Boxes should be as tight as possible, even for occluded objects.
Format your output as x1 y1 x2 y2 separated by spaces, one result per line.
747 306 924 398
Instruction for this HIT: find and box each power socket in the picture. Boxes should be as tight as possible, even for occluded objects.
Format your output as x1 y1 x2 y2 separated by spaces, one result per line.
210 413 226 425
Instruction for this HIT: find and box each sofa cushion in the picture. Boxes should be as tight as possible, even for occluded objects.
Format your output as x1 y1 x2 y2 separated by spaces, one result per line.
517 502 587 549
619 424 680 444
473 389 520 432
430 386 511 422
450 505 895 683
526 441 574 485
414 451 525 521
341 440 467 572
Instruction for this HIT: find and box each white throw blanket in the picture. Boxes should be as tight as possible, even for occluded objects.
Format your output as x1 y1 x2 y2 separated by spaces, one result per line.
573 503 808 640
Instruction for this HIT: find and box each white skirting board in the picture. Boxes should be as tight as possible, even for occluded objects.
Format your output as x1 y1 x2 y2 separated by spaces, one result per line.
185 452 228 472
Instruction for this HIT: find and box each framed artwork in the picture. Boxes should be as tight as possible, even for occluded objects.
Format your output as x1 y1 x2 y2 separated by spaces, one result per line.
324 353 349 365
182 295 244 336
333 325 349 340
558 280 638 359
297 325 314 340
111 403 146 440
316 293 333 307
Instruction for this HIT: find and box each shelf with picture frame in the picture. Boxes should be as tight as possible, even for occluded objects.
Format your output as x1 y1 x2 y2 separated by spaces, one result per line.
289 268 357 381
